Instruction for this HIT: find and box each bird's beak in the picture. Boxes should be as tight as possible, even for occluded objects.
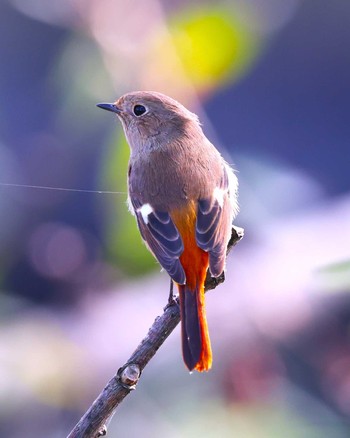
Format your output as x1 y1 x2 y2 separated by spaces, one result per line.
96 103 121 114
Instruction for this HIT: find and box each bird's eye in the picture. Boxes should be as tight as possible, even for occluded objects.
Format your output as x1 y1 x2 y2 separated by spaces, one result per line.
133 104 147 117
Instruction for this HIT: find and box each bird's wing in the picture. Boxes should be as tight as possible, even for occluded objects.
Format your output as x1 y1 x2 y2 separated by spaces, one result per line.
130 197 186 284
196 164 237 277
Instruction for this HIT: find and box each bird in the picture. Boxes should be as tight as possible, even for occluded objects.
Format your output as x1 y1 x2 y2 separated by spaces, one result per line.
97 91 238 372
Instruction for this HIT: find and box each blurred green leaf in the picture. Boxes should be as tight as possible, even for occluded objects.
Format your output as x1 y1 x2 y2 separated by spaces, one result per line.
320 260 350 274
316 259 350 293
172 400 345 438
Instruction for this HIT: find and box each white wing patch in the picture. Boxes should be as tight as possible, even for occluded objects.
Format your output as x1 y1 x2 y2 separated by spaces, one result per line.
213 187 225 208
224 162 239 216
137 203 154 224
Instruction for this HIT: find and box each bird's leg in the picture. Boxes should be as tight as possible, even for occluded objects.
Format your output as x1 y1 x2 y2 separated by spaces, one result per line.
164 279 178 310
168 278 174 303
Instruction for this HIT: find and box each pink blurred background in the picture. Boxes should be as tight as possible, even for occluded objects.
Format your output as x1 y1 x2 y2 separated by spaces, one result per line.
0 1 349 436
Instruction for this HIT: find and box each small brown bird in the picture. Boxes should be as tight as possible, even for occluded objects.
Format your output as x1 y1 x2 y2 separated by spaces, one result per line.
97 91 238 372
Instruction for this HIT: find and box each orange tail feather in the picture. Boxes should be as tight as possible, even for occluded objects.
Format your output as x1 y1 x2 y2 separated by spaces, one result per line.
178 281 212 372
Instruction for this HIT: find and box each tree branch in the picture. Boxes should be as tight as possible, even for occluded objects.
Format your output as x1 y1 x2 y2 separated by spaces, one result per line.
67 226 244 438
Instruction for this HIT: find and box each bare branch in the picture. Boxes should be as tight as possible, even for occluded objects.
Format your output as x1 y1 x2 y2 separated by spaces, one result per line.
67 226 244 438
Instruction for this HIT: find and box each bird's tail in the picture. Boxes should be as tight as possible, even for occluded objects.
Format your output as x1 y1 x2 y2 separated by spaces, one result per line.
178 280 212 372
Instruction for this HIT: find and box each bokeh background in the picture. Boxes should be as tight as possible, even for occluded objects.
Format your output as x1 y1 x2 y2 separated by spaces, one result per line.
1 0 350 436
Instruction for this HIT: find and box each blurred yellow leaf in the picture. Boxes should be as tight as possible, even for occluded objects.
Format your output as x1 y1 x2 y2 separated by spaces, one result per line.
170 6 257 91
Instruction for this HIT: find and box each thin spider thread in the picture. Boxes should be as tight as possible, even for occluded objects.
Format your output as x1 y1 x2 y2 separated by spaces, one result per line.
0 182 126 195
